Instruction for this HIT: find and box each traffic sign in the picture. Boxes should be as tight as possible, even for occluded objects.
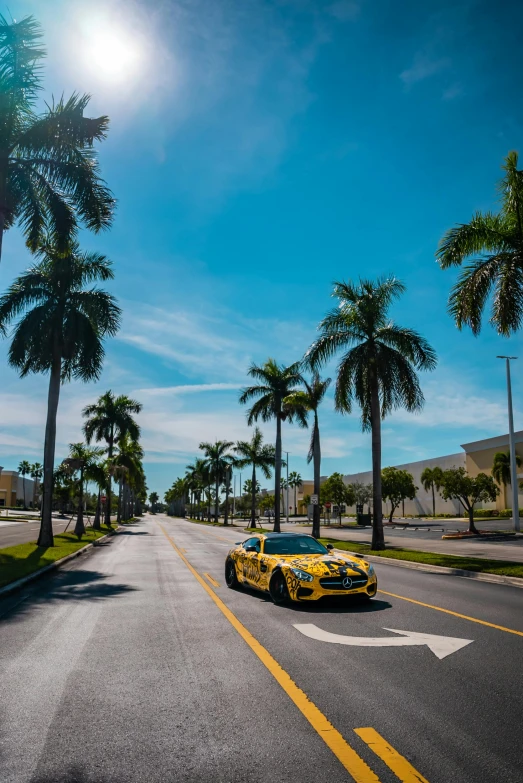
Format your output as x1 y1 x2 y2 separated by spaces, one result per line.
311 494 318 505
101 495 107 502
325 502 331 509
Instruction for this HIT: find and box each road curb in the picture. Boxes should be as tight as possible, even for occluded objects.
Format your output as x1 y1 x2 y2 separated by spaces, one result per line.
0 528 119 599
334 549 523 589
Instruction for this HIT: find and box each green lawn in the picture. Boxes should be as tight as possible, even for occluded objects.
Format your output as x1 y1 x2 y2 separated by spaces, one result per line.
0 526 115 589
320 537 523 579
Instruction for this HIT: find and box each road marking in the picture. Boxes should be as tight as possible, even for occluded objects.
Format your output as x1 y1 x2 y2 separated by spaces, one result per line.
378 590 523 638
203 572 220 588
294 624 473 660
158 524 380 782
355 728 429 783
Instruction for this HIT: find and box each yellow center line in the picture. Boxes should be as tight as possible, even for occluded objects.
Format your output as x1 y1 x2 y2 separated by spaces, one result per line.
355 728 429 783
203 572 220 588
158 523 380 783
378 590 523 637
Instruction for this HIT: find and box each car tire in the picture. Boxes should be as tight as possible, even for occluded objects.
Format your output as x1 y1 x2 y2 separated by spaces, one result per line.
225 558 239 589
269 571 290 605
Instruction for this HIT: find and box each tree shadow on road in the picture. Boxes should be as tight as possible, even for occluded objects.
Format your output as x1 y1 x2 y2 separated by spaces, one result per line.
31 765 124 783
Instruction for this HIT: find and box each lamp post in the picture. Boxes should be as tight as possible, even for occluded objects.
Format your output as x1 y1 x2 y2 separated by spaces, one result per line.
497 356 519 532
285 451 289 524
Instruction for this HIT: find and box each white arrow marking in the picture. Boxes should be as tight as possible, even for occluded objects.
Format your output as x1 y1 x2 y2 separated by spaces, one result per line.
293 623 473 660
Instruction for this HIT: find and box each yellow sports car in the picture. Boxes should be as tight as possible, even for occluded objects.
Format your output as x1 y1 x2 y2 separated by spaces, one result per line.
225 532 377 604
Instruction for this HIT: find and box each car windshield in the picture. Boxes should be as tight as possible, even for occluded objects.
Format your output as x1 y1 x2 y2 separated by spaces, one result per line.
263 536 328 555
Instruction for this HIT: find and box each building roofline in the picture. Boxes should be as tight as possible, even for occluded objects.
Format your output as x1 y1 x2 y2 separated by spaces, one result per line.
460 430 523 453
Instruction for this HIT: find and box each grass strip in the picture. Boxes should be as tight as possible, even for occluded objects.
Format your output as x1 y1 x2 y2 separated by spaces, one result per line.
0 526 115 589
319 537 523 579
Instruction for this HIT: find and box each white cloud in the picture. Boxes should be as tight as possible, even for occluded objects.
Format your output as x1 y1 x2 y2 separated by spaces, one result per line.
400 53 450 86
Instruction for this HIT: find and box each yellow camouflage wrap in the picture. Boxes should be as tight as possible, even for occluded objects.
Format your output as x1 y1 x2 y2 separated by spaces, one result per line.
226 533 377 602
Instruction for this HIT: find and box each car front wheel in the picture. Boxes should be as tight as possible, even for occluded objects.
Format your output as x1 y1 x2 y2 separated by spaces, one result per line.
225 558 240 589
269 571 290 605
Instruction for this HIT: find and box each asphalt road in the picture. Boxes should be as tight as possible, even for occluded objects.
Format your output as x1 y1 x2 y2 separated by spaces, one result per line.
0 516 112 548
1 514 522 783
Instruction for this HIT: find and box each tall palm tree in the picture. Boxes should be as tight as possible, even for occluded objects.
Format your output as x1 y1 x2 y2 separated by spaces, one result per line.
113 433 144 523
83 391 142 526
305 277 437 549
66 442 104 537
199 440 233 524
437 152 523 336
0 243 120 547
234 427 275 528
17 460 31 508
84 457 108 530
239 359 305 532
0 15 114 262
420 466 444 518
185 458 207 520
286 373 330 538
492 451 522 508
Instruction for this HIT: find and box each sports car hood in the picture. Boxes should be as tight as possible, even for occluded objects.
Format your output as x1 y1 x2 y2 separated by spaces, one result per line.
275 553 368 577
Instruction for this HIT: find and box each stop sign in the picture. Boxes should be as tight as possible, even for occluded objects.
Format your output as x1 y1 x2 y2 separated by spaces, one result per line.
325 502 331 509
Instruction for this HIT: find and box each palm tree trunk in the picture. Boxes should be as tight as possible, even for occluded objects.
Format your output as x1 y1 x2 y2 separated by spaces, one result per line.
274 408 282 533
432 484 435 517
93 490 101 530
224 478 230 526
312 417 321 539
38 351 62 547
215 476 219 522
23 476 27 509
105 427 114 527
74 466 86 538
117 478 123 524
370 379 384 550
251 465 257 529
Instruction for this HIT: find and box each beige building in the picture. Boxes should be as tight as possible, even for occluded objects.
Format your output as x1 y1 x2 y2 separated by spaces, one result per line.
343 431 523 517
0 469 39 508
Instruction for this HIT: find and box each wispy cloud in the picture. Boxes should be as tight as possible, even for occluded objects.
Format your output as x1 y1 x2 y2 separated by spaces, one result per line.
400 53 450 87
442 82 463 101
327 1 361 22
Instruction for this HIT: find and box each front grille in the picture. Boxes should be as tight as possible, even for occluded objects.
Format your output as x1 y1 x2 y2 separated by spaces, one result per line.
319 575 368 591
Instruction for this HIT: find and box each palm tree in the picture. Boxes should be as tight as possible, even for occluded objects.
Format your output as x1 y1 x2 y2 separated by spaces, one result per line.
66 443 104 537
305 277 437 550
287 472 303 516
420 466 444 518
0 243 120 547
199 440 234 524
185 458 207 520
113 434 144 523
492 451 522 508
17 460 31 508
149 491 159 514
30 461 43 511
239 359 305 532
0 15 114 263
285 373 331 538
437 152 523 336
83 391 142 527
234 427 275 528
84 457 108 530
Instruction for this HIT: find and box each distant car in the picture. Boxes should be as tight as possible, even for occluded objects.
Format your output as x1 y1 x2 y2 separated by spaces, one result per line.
225 532 377 604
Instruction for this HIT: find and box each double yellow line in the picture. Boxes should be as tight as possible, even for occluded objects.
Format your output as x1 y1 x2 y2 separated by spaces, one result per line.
159 524 429 783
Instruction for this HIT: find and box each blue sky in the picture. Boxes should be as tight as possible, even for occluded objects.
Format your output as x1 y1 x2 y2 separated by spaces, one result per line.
1 0 523 497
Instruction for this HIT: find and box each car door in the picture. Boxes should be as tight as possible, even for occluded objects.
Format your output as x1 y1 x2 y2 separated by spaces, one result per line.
237 537 258 582
241 537 263 589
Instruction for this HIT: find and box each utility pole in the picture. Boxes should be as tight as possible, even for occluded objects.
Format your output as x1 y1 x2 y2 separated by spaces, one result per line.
233 474 236 517
497 356 519 532
285 451 289 524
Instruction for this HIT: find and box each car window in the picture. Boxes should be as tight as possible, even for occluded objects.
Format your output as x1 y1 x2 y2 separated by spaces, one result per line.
263 536 328 555
242 537 261 552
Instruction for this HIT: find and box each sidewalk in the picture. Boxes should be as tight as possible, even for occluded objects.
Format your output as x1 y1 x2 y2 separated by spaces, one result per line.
277 522 523 563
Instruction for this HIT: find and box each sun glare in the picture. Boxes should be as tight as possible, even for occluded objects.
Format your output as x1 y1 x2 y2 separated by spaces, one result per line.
80 24 144 86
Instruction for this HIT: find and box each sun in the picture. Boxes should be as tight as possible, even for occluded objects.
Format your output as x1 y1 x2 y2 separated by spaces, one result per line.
79 20 145 86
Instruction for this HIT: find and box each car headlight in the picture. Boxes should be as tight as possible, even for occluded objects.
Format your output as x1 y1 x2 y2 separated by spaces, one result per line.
290 567 314 582
367 564 375 577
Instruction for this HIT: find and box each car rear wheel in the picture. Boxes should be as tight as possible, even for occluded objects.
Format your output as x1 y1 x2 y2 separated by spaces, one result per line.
269 571 290 605
225 558 239 589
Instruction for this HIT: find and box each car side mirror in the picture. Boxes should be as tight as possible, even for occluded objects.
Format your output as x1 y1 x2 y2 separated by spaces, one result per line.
326 544 334 550
245 546 258 552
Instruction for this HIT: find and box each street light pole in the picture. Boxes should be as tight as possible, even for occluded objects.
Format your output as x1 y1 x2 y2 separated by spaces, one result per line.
497 356 519 532
285 451 289 524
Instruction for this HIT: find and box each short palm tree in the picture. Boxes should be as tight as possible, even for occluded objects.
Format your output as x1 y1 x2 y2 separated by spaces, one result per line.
286 372 331 537
84 457 108 530
234 427 275 528
288 473 303 516
239 359 305 532
0 243 120 547
66 442 104 537
113 434 144 523
17 459 31 508
492 451 522 507
420 466 444 518
30 461 43 510
199 440 234 524
305 277 437 549
0 15 114 262
185 458 208 520
149 491 159 513
83 391 142 526
437 152 523 335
